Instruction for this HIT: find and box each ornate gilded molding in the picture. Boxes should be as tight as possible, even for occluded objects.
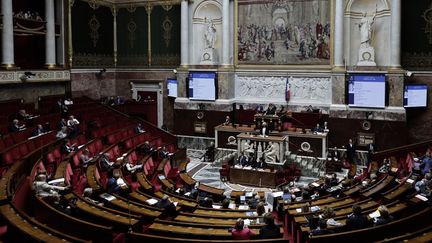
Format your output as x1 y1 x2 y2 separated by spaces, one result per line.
126 4 137 13
0 70 70 83
152 53 180 66
117 54 149 66
402 52 432 69
423 3 432 45
162 15 173 48
128 18 137 48
88 0 100 10
88 15 101 47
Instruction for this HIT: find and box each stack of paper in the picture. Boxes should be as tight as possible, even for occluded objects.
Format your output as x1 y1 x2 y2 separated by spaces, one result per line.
146 198 158 205
368 210 381 218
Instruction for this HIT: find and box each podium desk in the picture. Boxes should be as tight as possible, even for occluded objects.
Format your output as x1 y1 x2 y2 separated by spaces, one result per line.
229 166 276 188
279 131 328 158
254 114 281 131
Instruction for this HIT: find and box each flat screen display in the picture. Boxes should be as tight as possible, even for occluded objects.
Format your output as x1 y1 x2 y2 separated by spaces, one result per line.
348 74 386 108
188 72 217 101
404 84 427 108
167 79 178 98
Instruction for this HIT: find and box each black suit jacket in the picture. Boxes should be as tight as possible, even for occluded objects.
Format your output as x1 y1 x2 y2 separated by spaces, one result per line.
346 143 356 161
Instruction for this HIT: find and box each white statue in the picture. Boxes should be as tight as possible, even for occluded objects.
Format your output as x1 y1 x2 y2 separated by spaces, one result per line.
356 7 378 66
204 19 217 49
264 142 277 162
358 10 376 47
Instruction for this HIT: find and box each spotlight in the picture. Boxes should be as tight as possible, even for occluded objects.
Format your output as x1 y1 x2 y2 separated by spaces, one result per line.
96 68 106 78
405 71 413 77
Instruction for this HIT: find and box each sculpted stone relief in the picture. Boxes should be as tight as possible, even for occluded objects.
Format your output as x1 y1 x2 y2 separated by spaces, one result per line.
236 75 331 104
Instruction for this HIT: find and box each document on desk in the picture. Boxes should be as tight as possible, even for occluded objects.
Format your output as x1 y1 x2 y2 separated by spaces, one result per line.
146 198 158 205
100 193 116 201
48 178 65 185
238 205 250 210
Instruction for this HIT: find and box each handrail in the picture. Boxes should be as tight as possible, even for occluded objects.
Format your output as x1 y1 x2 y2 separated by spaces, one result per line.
372 139 432 161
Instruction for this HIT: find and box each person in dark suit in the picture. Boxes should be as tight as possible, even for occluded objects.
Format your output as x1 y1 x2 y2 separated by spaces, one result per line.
31 124 46 137
373 205 394 226
328 146 340 160
134 123 145 134
312 123 323 134
259 213 281 239
158 146 171 159
139 141 154 155
237 152 249 167
156 194 177 219
367 142 376 167
345 204 371 230
345 139 357 164
310 219 334 236
265 103 277 115
257 157 267 169
9 119 25 132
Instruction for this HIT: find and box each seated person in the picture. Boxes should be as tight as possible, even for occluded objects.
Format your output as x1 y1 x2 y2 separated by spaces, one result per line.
31 124 46 137
57 118 67 130
222 198 231 209
223 115 231 126
56 126 69 140
134 123 145 134
201 142 215 162
231 218 256 240
345 204 371 230
9 119 26 132
256 202 266 217
263 142 277 163
158 146 172 159
100 153 115 171
106 172 121 194
124 158 143 173
140 141 154 155
60 139 77 155
265 103 277 115
312 123 323 134
32 174 69 199
310 219 334 235
248 194 261 209
17 109 31 120
67 115 80 138
420 151 432 175
80 149 93 168
200 197 213 208
237 152 249 167
83 187 103 206
259 213 281 239
155 194 177 219
373 205 394 226
256 157 267 169
415 173 432 194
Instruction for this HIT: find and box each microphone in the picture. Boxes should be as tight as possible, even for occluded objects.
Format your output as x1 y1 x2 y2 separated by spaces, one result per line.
127 196 132 233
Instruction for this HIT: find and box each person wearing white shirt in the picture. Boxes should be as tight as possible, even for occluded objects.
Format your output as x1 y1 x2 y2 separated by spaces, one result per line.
32 174 68 198
124 159 143 173
56 126 68 139
67 115 80 138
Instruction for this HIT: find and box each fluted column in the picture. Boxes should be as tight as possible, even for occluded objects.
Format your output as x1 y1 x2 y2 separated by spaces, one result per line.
180 0 189 66
1 0 15 68
390 0 401 68
333 0 344 68
45 0 56 68
222 0 229 65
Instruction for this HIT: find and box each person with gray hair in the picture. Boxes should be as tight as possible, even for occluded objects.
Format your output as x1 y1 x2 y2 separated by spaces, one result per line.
32 174 68 199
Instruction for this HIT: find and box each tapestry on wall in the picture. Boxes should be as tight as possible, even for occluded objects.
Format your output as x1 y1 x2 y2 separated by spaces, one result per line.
237 0 330 65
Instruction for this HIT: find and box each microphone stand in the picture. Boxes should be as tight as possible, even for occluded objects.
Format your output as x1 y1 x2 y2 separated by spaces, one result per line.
127 196 132 233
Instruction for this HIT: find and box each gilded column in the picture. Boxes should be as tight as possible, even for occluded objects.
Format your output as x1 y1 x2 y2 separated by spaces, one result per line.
146 3 153 66
1 0 15 68
333 0 344 68
68 0 75 68
45 0 56 68
390 0 401 69
112 6 118 67
180 0 189 66
222 0 229 65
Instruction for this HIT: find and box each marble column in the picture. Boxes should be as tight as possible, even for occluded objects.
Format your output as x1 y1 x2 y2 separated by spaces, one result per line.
45 0 56 68
1 0 15 68
333 0 344 68
180 0 189 66
222 0 229 65
390 0 401 68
